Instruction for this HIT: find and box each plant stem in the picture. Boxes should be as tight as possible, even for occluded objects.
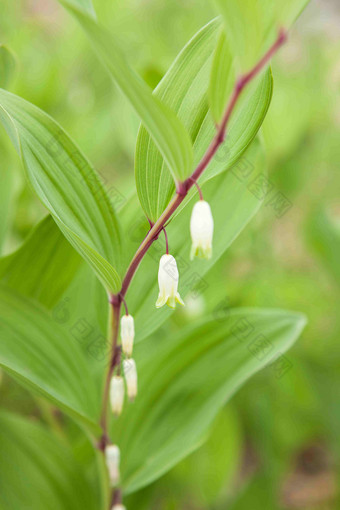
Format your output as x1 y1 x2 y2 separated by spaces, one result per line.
119 29 287 302
98 298 121 450
97 23 287 470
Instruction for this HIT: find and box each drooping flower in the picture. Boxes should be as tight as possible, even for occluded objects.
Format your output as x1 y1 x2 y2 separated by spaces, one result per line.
155 254 184 309
190 200 214 260
105 444 120 487
121 314 135 357
123 359 138 401
110 375 124 416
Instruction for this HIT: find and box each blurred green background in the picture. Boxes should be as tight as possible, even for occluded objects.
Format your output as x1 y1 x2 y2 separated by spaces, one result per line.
0 0 339 508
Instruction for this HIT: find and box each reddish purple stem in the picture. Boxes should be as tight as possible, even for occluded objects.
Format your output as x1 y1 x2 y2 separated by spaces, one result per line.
99 25 287 458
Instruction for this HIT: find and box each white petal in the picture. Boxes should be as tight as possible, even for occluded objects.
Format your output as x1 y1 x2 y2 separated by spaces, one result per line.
110 376 125 416
121 314 135 357
105 444 120 487
156 254 184 308
123 359 138 401
190 200 214 260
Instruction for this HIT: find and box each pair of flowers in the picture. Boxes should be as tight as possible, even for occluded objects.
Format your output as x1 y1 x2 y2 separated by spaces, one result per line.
109 199 213 416
156 199 214 309
110 315 136 416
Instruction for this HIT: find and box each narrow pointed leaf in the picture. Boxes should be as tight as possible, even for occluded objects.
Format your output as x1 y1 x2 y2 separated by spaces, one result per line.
113 308 306 493
213 0 311 70
135 18 272 221
0 89 122 293
0 412 99 510
208 30 235 123
0 215 81 308
57 0 193 183
0 284 101 432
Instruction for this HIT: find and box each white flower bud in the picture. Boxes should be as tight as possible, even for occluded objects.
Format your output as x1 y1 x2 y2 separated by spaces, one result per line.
120 314 135 357
155 254 184 309
105 444 120 487
123 359 138 401
190 200 214 260
112 506 126 510
110 375 124 416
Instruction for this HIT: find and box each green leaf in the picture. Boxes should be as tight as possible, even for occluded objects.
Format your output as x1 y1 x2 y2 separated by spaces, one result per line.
57 0 193 183
114 308 306 494
208 30 235 123
0 45 16 90
0 215 81 308
0 284 101 432
0 89 122 293
135 18 272 221
171 406 242 505
213 0 311 70
124 139 268 341
0 412 99 510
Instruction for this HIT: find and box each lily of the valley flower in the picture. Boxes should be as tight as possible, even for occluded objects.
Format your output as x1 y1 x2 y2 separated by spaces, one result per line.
121 314 135 357
156 254 184 309
110 375 124 416
105 444 120 487
123 359 138 401
190 200 214 260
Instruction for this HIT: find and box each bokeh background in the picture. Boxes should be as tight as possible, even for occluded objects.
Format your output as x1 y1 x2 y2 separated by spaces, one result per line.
0 0 339 508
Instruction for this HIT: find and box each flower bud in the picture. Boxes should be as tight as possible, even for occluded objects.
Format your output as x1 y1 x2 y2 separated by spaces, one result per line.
112 505 126 510
123 359 138 401
190 200 214 260
121 314 135 357
156 254 184 309
110 375 124 416
105 444 120 487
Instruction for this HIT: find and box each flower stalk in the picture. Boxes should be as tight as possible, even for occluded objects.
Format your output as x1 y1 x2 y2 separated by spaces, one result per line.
98 28 287 508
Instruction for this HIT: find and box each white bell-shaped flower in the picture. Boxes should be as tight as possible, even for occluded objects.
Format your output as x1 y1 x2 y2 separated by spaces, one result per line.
123 359 138 401
121 314 135 357
110 375 124 416
105 444 120 487
156 254 184 309
190 200 214 260
112 506 126 510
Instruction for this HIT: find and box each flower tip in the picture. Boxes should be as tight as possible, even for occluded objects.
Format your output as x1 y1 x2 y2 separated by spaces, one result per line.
156 254 184 309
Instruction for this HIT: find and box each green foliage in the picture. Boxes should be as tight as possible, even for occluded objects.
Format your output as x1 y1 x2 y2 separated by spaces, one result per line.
0 89 122 293
0 215 81 308
213 0 311 70
0 0 322 508
135 19 272 220
0 412 99 510
209 30 235 123
57 0 194 184
127 140 267 340
0 284 101 432
114 308 306 493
